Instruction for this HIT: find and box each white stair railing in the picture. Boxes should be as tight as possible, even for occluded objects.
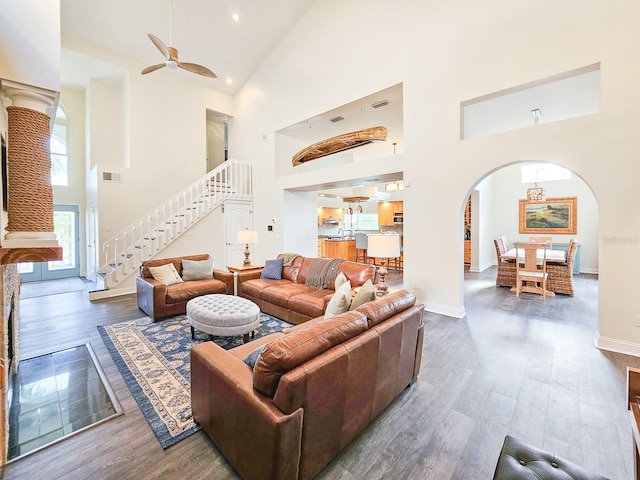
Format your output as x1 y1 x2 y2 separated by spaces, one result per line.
100 159 253 289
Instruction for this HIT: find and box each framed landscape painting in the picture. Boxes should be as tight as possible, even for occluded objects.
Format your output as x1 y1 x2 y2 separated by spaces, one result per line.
519 197 577 234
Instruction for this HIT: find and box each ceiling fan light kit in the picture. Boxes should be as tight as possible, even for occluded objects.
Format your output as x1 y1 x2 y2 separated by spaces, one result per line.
141 0 216 78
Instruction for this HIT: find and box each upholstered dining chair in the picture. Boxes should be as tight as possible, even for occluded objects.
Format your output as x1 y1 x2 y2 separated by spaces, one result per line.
499 236 513 251
547 239 580 296
515 242 549 300
494 238 516 287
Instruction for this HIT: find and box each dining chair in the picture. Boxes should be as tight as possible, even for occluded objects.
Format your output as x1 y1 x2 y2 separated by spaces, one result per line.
515 242 549 300
494 238 516 287
547 239 580 296
529 236 552 248
499 236 513 251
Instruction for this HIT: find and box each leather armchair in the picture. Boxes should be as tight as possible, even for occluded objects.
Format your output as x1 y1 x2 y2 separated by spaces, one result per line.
136 254 234 321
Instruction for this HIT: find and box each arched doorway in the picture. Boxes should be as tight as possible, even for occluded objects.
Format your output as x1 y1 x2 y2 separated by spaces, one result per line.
461 161 599 306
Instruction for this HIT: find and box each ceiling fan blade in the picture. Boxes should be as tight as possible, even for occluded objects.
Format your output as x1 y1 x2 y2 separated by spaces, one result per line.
148 33 170 60
177 62 217 78
141 63 166 75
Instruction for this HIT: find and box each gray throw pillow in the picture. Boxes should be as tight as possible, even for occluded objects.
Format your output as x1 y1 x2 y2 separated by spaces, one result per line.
243 344 267 369
181 258 214 281
261 258 284 280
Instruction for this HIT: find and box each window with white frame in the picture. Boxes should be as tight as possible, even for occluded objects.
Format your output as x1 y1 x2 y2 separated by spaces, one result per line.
50 105 69 186
521 163 572 184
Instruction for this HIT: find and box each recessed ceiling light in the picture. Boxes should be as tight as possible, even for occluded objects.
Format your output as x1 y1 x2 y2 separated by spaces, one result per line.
232 13 240 22
226 78 233 85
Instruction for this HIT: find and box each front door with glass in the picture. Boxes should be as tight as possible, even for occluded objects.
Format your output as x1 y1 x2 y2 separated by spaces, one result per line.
19 205 80 282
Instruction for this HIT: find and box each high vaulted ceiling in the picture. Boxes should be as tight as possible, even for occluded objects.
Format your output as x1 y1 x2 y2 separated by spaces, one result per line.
60 0 317 94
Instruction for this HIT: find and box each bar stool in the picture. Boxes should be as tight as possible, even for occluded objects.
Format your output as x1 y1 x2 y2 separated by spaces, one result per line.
355 233 368 263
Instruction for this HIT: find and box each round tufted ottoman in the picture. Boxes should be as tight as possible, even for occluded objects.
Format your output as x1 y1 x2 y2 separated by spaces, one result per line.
187 294 261 342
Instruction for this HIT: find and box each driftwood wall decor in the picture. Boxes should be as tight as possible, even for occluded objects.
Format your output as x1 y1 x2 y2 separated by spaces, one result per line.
292 126 387 166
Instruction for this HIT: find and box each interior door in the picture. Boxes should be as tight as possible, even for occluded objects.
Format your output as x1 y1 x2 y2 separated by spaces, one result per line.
224 202 253 266
19 205 81 282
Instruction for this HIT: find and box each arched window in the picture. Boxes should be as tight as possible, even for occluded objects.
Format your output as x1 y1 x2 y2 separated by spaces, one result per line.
50 104 69 186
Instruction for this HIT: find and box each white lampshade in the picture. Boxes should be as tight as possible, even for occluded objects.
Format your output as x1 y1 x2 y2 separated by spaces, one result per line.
237 229 257 244
367 234 400 258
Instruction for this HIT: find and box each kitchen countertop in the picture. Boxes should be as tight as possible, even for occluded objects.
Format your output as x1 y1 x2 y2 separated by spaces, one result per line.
318 235 355 241
325 237 355 242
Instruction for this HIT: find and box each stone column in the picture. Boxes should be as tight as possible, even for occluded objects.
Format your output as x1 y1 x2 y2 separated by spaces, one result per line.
1 81 59 248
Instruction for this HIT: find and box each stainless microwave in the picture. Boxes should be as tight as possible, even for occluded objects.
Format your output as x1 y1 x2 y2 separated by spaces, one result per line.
393 215 403 224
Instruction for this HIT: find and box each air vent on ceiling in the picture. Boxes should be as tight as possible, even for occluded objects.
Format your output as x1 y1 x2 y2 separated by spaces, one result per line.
102 171 123 182
371 99 390 109
329 116 344 123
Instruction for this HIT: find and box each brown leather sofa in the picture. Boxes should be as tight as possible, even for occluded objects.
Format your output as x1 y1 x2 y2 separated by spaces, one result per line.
237 255 376 324
191 289 424 480
136 254 234 321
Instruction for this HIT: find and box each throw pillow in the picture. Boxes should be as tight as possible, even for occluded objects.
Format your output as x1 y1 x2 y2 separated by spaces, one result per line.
261 258 284 280
334 271 348 290
324 280 351 319
243 344 267 369
253 311 368 397
148 263 184 285
181 258 214 281
349 279 376 310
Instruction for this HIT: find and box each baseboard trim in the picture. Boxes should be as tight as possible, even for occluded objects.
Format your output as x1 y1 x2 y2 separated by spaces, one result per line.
469 262 494 273
424 302 466 319
88 286 136 301
595 334 640 358
579 267 599 275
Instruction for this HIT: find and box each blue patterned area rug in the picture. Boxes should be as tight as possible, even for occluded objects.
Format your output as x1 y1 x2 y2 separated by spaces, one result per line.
98 312 291 449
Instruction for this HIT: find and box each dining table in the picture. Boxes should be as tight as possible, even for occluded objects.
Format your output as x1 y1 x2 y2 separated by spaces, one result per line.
500 247 567 264
500 247 567 297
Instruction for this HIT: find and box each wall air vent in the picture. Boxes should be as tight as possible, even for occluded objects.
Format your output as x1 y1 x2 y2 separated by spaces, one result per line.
329 116 344 123
102 171 123 182
371 99 390 109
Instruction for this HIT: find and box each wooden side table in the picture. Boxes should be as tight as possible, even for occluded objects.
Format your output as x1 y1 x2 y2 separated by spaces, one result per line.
227 264 264 274
227 264 264 295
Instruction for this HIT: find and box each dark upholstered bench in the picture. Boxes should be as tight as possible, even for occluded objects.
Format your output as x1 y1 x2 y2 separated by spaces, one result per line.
493 435 610 480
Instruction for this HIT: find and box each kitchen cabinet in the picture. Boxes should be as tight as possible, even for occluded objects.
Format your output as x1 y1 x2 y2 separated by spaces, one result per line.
324 239 356 261
318 238 327 257
377 201 403 226
318 207 345 226
464 196 471 264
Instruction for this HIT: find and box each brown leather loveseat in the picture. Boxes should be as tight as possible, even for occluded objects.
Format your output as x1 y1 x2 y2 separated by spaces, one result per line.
191 289 424 480
136 254 234 321
237 255 376 324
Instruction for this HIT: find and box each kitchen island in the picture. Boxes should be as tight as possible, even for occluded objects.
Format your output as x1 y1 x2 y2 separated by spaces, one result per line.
322 237 356 261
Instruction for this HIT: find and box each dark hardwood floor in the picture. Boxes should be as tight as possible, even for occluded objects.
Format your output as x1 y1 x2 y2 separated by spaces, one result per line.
2 268 638 479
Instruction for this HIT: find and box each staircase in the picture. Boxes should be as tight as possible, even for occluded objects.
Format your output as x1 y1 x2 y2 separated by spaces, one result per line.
98 159 253 291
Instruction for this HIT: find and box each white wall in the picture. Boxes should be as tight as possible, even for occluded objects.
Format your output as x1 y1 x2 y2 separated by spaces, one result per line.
230 0 640 355
54 87 87 274
281 190 316 259
58 36 235 267
470 176 494 273
489 163 599 273
0 0 61 92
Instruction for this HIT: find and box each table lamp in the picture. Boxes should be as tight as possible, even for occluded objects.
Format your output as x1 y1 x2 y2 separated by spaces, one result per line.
237 229 257 265
367 233 401 295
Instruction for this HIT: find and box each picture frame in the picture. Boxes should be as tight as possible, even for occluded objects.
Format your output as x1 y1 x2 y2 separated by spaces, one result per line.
519 197 577 234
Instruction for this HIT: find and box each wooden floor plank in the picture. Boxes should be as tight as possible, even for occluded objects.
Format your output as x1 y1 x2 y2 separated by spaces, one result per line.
1 269 639 479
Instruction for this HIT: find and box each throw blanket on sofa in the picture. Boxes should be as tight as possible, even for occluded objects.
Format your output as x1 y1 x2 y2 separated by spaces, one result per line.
277 253 301 267
305 258 344 290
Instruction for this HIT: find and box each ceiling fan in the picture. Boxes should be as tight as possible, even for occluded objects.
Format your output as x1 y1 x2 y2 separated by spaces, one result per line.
141 0 216 78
